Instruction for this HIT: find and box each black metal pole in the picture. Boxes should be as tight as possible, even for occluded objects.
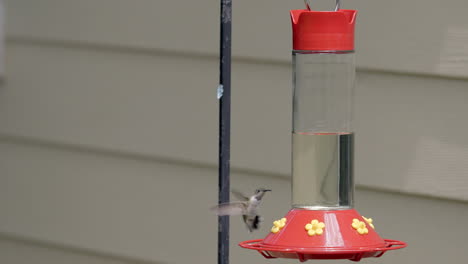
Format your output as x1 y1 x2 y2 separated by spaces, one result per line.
218 1 232 264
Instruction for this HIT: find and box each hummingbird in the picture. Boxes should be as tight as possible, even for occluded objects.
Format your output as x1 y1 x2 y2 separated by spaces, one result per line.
211 188 271 232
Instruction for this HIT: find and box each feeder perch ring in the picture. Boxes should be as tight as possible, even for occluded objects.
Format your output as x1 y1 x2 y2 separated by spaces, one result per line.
239 239 407 262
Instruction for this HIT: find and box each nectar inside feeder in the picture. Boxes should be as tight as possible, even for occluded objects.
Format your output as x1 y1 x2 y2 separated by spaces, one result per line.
239 1 406 262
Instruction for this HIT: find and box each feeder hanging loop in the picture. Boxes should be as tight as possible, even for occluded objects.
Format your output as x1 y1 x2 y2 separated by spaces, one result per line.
304 0 341 11
335 0 341 11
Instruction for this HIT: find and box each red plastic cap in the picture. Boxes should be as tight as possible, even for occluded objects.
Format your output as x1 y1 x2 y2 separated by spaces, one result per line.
291 9 357 51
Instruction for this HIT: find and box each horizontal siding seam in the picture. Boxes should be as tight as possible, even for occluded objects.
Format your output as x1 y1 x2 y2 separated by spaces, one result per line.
6 36 468 81
1 133 467 204
0 231 167 264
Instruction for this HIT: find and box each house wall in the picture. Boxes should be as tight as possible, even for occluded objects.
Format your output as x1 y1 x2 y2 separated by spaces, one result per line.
1 1 468 263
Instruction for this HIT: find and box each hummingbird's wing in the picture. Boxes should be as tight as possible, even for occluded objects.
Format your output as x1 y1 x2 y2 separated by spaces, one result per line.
210 202 247 216
231 189 249 201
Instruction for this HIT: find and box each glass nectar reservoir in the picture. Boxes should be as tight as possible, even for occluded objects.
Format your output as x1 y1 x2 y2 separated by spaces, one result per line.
291 25 355 210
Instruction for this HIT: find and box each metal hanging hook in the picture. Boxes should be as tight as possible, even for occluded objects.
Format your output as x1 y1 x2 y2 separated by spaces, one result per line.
335 0 341 11
304 0 341 11
304 0 311 10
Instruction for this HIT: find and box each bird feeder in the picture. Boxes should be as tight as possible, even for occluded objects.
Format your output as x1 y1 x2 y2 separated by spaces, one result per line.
239 1 407 261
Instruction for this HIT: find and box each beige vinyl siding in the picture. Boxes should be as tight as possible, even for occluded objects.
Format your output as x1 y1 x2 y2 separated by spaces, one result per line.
1 140 468 264
1 0 468 264
7 0 468 78
2 42 468 201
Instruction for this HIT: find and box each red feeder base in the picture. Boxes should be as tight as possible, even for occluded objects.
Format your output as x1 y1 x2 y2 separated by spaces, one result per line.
239 209 406 262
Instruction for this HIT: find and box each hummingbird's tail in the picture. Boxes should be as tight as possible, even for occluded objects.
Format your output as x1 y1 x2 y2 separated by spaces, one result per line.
252 215 261 230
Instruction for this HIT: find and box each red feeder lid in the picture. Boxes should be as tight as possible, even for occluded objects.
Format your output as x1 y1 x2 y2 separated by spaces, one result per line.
291 9 357 51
